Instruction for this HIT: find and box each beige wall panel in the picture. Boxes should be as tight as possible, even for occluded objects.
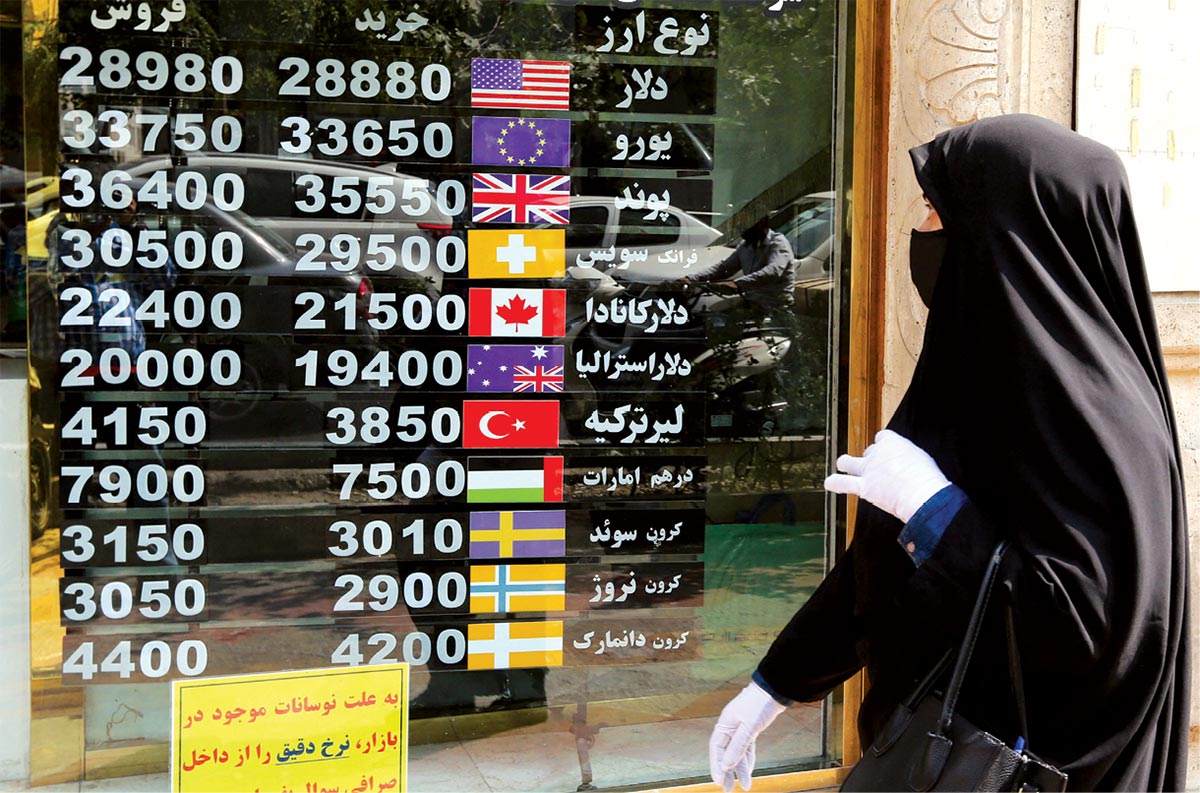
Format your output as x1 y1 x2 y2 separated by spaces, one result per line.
883 0 1200 783
1157 292 1200 783
884 0 1076 420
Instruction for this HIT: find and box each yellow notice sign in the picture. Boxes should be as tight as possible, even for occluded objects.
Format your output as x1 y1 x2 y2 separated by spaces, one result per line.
172 665 408 793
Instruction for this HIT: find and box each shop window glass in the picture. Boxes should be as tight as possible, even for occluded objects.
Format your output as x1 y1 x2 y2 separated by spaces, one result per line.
22 1 849 789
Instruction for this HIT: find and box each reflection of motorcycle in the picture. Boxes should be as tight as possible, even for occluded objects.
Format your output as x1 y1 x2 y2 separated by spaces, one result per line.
564 267 793 436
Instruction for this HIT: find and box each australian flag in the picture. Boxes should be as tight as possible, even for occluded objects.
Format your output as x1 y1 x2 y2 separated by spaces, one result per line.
467 344 565 393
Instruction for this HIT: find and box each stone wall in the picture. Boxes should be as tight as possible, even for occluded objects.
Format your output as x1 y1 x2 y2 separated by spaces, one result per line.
882 0 1074 418
1157 292 1200 783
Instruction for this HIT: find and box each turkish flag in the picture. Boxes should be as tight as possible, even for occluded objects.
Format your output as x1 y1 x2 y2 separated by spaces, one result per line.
462 400 561 448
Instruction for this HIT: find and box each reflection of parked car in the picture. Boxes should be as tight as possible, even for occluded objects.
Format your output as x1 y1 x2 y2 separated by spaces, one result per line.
25 182 383 537
768 191 835 279
26 181 389 530
3 177 61 337
0 164 32 233
124 154 454 290
31 176 378 429
537 195 726 279
607 192 836 312
766 192 835 315
134 195 381 405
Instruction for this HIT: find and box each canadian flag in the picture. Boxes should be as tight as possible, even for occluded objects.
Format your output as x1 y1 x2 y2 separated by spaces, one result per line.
469 288 567 338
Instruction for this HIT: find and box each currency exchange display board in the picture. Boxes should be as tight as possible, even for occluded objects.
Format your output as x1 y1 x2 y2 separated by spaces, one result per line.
24 0 842 789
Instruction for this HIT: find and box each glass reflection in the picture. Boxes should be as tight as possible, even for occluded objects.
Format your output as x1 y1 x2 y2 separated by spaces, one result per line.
24 0 842 789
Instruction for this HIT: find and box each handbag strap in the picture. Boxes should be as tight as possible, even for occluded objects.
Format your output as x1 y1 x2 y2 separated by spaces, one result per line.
933 540 1009 738
1006 600 1031 748
901 646 956 711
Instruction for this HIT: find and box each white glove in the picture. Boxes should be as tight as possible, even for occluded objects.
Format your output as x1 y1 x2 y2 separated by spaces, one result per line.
824 429 951 522
709 681 787 793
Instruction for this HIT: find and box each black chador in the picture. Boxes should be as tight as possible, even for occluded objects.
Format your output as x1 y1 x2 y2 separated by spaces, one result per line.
758 115 1190 791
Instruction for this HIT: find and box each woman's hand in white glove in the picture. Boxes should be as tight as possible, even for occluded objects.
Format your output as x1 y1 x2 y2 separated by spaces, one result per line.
823 429 951 523
709 681 788 793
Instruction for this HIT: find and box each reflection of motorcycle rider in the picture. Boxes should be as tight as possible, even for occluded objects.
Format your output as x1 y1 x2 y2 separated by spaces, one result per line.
680 215 795 311
675 215 799 432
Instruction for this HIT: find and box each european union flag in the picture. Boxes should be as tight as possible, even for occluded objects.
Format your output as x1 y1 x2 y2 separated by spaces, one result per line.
472 116 571 168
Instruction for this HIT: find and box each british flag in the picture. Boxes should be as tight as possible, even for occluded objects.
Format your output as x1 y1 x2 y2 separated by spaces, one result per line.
472 173 571 225
513 364 565 393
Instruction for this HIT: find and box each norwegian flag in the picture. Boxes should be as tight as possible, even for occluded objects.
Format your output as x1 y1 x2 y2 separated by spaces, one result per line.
472 173 571 225
513 364 565 393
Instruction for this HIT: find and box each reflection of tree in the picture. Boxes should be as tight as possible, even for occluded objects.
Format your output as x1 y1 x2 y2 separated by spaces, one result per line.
717 0 835 115
777 311 828 429
25 0 594 171
24 2 223 172
24 18 70 174
223 0 585 104
711 0 837 232
27 0 838 167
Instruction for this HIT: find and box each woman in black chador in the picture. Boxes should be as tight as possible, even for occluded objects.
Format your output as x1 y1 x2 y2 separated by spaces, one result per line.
708 114 1190 792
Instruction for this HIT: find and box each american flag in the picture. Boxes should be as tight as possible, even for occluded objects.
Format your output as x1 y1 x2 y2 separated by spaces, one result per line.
471 58 571 110
472 174 571 224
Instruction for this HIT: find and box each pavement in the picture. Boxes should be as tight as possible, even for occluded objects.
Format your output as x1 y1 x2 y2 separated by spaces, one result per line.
0 698 823 791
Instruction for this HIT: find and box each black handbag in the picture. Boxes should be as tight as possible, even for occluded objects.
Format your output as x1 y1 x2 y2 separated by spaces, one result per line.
841 541 1068 792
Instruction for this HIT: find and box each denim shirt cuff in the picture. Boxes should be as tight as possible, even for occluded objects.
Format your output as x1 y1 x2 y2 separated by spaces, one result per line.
752 668 795 706
897 483 968 567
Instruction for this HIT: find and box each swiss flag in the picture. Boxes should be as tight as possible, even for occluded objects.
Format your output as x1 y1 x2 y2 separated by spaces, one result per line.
462 400 561 448
469 288 567 338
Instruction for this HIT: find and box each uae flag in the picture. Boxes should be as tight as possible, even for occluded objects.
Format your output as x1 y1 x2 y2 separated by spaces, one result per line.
468 456 564 503
469 510 567 558
462 400 560 449
469 288 566 338
468 621 563 670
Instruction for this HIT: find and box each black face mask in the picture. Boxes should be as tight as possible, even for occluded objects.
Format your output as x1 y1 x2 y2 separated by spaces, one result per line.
909 228 948 308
